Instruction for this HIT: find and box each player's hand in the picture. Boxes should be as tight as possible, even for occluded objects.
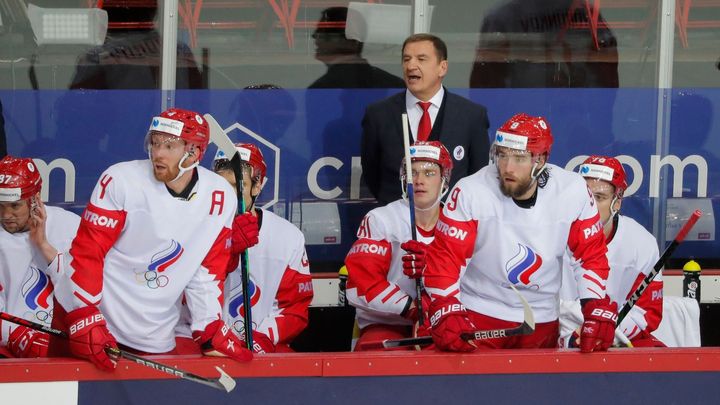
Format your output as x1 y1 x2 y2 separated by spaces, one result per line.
66 306 118 371
249 331 275 354
7 326 49 358
231 213 259 255
400 240 428 279
580 297 618 353
28 199 58 265
429 296 477 352
402 292 431 324
193 320 253 362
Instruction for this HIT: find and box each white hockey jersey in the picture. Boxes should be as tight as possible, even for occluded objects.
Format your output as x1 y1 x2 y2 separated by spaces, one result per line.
223 209 313 345
53 160 236 353
0 206 79 344
345 199 435 329
560 214 662 341
424 164 610 323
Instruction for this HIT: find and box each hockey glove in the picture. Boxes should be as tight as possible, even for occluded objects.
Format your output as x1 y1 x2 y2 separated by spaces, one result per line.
66 306 118 371
400 240 428 279
429 296 477 352
250 331 276 354
193 320 253 362
7 326 50 358
580 297 618 353
231 213 259 255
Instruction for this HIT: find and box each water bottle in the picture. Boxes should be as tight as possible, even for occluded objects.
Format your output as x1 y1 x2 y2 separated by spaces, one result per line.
338 265 348 306
683 259 701 303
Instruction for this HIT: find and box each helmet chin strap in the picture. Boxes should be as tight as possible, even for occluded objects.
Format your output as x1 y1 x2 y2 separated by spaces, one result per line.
169 152 199 183
602 195 621 228
530 161 546 183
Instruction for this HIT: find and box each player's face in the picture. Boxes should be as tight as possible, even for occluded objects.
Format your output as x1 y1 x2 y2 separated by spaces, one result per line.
495 147 539 199
587 179 620 225
217 166 262 212
409 161 443 210
402 40 447 101
149 133 186 182
0 199 32 234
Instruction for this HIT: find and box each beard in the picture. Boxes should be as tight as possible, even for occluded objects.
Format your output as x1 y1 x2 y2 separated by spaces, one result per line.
499 176 535 199
153 162 180 183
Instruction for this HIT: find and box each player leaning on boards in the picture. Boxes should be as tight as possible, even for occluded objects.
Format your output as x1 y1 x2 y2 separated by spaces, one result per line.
404 113 616 352
0 156 80 358
345 141 453 350
213 142 313 353
49 108 252 370
560 155 664 347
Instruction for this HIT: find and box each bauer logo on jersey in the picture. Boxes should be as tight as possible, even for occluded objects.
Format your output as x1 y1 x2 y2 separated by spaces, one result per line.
495 130 528 151
150 116 184 137
579 164 614 182
228 280 261 319
505 243 543 285
409 145 441 161
22 267 53 311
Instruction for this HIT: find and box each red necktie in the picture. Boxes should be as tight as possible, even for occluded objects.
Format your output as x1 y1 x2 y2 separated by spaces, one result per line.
417 101 432 141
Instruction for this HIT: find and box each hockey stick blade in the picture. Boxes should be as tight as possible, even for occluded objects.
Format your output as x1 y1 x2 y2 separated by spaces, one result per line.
363 285 535 349
204 113 237 158
0 312 236 392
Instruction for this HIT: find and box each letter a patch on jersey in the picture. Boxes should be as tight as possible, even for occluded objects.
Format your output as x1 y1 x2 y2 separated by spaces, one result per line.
505 243 543 286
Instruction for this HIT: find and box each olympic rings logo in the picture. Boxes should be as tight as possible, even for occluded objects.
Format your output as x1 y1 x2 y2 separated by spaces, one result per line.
24 309 52 324
134 270 170 289
144 270 169 289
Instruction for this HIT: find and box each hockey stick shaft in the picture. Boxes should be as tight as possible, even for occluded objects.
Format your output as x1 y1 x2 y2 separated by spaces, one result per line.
360 285 535 350
617 209 702 324
0 312 235 392
401 113 423 326
205 113 253 350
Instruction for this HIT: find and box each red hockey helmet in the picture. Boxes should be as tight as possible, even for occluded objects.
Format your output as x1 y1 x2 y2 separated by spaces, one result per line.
404 141 453 184
213 142 267 185
494 113 553 156
579 155 627 196
0 156 42 202
148 108 210 159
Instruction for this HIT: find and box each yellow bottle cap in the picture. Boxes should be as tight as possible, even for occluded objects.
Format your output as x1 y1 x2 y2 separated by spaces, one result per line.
338 265 348 276
683 260 701 272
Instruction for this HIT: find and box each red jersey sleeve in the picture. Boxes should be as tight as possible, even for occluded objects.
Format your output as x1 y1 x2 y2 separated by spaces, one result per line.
567 184 610 300
423 186 477 300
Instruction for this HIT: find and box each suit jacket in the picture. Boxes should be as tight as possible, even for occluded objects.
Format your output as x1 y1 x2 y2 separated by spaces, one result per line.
361 89 490 204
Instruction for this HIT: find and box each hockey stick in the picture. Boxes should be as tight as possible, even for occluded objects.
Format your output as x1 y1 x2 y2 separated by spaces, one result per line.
204 113 253 350
359 285 535 350
0 312 236 392
616 209 702 324
401 112 424 326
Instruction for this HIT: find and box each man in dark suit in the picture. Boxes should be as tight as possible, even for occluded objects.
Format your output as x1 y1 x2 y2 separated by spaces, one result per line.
361 34 490 205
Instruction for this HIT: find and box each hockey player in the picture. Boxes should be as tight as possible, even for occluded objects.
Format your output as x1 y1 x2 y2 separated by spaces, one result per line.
213 142 313 353
403 113 615 353
50 108 252 370
560 155 663 347
346 141 453 350
0 156 80 358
